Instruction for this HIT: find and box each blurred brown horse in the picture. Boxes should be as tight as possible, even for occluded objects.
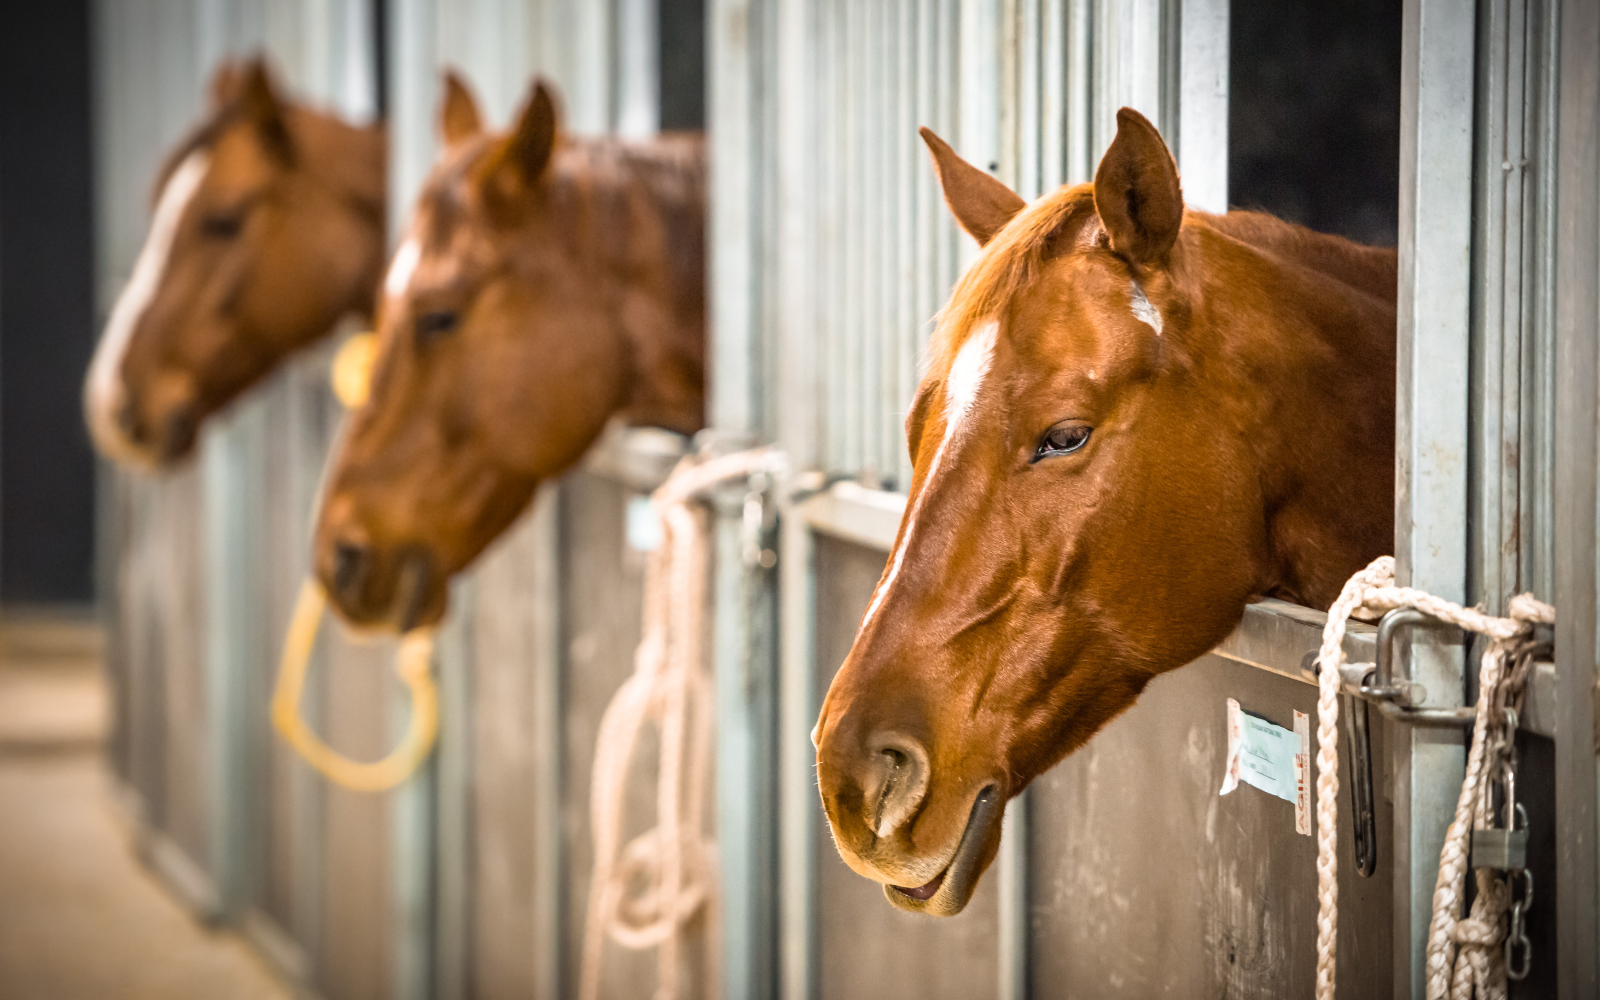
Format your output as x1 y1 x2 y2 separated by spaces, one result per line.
86 58 387 467
815 110 1397 916
313 75 705 630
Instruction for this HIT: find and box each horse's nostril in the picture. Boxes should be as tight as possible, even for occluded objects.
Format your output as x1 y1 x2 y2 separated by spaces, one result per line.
115 398 142 439
867 733 932 839
159 404 196 459
331 539 373 604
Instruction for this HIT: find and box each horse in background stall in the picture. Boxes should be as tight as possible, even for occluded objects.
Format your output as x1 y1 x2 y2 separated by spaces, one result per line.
814 110 1396 915
312 74 705 631
85 57 387 468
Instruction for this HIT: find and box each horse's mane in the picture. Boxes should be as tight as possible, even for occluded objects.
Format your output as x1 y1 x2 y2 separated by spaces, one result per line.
549 134 706 218
928 185 1098 374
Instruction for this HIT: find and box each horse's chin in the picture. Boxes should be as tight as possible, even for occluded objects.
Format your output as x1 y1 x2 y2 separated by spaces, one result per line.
880 785 1003 917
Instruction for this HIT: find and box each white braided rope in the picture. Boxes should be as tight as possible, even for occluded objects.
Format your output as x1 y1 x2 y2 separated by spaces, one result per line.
1313 555 1553 1000
579 447 782 1000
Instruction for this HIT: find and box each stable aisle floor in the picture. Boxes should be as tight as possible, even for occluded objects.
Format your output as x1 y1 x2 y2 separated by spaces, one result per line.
0 615 288 1000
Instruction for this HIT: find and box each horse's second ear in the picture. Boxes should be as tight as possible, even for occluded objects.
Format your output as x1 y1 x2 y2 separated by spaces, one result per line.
920 127 1025 246
1093 108 1182 265
240 57 295 166
494 79 560 190
439 70 483 147
208 59 242 109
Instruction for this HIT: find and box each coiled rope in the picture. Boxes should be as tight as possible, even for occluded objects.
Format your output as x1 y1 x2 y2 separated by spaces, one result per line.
1313 555 1554 1000
271 579 439 792
268 330 439 792
579 447 783 1000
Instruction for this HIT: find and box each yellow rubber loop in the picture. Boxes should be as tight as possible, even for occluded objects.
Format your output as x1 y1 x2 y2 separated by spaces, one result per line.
331 331 377 409
271 579 439 792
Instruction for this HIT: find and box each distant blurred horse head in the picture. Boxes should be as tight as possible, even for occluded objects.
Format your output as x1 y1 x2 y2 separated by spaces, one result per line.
85 56 387 468
313 73 706 630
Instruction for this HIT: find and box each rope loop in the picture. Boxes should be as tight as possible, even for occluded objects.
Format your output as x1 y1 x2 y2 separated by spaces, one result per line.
579 446 783 1000
270 579 439 792
1313 555 1553 1000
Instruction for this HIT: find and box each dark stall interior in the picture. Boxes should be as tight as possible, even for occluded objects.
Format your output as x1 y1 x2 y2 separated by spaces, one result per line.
1229 0 1403 247
0 0 97 606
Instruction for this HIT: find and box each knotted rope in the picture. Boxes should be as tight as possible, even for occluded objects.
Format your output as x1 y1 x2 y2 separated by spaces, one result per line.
1313 555 1553 1000
271 579 438 791
579 447 783 1000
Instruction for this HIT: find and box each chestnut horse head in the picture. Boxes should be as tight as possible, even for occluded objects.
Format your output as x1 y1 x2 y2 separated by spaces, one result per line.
815 110 1396 915
86 57 387 467
313 74 705 630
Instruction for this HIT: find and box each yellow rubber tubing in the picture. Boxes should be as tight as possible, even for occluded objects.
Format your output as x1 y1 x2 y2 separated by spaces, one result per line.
271 579 438 792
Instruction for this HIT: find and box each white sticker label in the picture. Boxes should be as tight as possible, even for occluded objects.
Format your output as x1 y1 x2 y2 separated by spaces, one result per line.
1222 699 1312 836
625 494 662 552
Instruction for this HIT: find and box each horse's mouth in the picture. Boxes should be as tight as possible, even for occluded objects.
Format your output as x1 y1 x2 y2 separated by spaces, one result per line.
324 544 445 632
883 785 1001 916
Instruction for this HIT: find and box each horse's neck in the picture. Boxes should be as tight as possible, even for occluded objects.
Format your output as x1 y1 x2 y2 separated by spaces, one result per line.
570 137 708 436
1194 209 1397 303
1191 220 1397 608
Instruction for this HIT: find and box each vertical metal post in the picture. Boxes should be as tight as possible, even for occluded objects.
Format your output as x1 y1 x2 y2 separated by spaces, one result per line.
388 2 439 997
997 793 1030 1000
201 406 266 921
527 489 566 1000
615 0 659 138
774 0 817 990
1175 0 1227 213
710 1 778 998
1552 0 1600 992
433 577 474 1000
1394 1 1475 996
196 0 270 927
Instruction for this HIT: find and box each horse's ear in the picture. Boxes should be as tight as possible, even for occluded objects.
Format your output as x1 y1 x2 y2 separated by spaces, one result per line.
920 126 1025 246
240 56 295 166
439 69 483 147
208 59 243 109
1093 108 1183 266
501 79 561 186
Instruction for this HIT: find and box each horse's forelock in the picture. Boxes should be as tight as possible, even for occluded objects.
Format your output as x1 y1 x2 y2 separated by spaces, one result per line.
928 186 1099 375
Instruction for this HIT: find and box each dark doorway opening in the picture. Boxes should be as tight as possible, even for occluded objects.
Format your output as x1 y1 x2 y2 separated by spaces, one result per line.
0 0 97 605
1228 0 1403 246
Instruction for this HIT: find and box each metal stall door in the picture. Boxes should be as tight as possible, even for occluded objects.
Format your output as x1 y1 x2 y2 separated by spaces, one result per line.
735 1 1246 996
713 0 1592 997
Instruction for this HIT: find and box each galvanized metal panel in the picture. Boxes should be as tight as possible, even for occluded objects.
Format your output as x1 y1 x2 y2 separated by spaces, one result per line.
318 634 401 1000
1029 655 1395 1000
468 495 564 1000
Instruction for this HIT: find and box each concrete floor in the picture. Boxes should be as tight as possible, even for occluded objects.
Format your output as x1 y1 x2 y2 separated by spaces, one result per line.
0 614 290 1000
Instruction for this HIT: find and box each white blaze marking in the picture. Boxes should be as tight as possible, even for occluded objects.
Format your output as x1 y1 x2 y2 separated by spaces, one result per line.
385 236 421 299
1129 280 1163 335
85 151 211 462
860 321 999 632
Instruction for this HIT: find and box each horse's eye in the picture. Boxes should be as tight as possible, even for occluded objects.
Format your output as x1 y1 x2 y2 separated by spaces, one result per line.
1033 423 1092 461
201 213 245 239
416 311 459 339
